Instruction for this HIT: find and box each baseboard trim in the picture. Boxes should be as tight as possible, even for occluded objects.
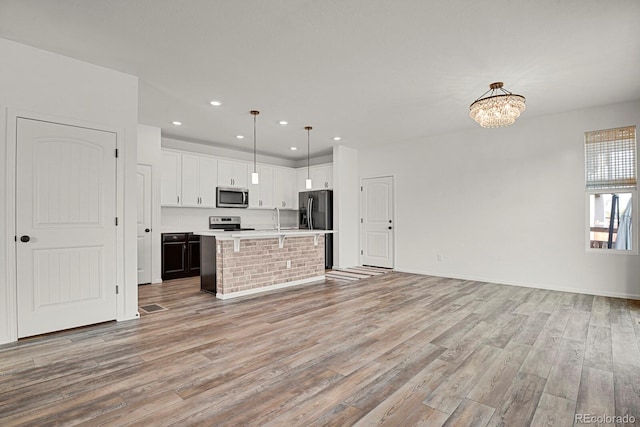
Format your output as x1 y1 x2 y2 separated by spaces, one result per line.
216 275 326 300
395 268 640 301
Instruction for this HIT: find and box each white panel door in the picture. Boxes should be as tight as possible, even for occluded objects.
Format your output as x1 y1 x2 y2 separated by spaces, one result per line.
137 164 152 284
16 118 117 338
361 176 394 268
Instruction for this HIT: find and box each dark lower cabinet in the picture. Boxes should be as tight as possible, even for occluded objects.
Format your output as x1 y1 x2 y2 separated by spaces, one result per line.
188 234 200 276
162 233 200 280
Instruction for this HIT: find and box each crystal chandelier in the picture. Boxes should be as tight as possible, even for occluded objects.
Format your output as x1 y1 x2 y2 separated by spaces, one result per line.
469 82 526 128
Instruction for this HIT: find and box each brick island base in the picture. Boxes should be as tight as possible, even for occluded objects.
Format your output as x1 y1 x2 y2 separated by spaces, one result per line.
200 235 325 299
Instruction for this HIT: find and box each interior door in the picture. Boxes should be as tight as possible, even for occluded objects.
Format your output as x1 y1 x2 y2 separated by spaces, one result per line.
361 176 394 268
137 164 152 284
16 118 117 338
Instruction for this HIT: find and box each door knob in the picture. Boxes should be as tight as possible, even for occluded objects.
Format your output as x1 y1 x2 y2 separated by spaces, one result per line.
145 228 151 233
388 226 392 230
20 235 30 242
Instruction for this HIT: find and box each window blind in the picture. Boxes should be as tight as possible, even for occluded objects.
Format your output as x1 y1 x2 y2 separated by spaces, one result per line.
585 126 636 190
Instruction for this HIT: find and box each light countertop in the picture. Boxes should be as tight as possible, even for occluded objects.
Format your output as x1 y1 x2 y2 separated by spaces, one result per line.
194 229 334 252
194 229 334 240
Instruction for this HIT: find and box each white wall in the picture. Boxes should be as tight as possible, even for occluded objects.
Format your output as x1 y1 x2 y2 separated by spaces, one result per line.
138 125 163 284
333 145 360 268
0 38 139 344
359 100 640 299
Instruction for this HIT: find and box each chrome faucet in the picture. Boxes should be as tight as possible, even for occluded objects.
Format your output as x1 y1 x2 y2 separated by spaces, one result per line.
274 207 281 231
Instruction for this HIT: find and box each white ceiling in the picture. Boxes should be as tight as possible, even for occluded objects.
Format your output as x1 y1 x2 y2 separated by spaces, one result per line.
1 0 639 160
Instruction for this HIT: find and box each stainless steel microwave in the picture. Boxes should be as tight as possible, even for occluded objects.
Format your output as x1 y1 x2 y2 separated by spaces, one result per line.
216 186 249 208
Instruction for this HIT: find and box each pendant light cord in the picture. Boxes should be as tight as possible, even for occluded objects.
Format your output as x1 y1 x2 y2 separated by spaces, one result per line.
250 110 259 174
306 127 311 179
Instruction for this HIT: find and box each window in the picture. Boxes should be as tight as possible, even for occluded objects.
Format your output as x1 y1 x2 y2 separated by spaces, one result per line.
585 126 636 252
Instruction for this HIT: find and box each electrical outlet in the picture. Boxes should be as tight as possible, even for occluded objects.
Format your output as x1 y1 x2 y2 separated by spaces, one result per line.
437 254 444 262
286 260 291 269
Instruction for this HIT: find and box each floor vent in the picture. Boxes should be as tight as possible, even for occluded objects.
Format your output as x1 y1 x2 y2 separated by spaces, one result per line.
139 303 168 314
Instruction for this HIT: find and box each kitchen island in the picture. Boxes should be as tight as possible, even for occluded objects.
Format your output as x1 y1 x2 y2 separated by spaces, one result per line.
195 229 334 299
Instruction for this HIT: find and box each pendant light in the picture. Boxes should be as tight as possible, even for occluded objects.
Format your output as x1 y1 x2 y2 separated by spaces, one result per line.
305 126 312 189
250 110 259 184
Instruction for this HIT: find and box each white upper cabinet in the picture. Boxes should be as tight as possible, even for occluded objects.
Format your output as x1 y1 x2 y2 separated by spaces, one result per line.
218 159 248 188
311 164 333 190
160 150 182 206
274 167 295 209
181 154 217 207
160 148 327 210
247 164 274 208
297 163 333 192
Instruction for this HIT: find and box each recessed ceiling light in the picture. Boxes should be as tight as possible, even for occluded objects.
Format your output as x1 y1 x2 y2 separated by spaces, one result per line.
172 121 182 126
210 100 222 106
333 136 341 141
236 135 244 139
290 147 297 150
279 121 288 125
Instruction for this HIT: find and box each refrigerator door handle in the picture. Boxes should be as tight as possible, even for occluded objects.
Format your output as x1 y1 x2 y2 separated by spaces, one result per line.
308 198 313 229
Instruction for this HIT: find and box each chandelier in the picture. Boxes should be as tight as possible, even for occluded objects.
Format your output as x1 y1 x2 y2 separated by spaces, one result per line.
469 82 526 128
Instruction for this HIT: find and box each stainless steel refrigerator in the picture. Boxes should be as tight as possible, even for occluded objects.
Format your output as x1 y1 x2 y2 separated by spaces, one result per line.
299 190 333 269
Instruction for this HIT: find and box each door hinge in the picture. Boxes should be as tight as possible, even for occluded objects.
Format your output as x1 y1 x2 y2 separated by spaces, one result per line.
115 148 119 158
361 250 364 255
14 235 17 242
360 218 363 223
361 186 363 191
116 285 119 294
115 217 119 226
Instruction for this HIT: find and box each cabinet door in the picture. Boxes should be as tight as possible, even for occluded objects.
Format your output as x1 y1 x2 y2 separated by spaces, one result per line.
310 166 325 191
309 164 333 190
232 161 248 188
217 160 234 187
181 154 200 207
259 165 274 208
188 235 200 275
161 150 182 206
274 167 295 209
247 165 261 208
248 165 274 208
281 168 295 209
297 167 310 193
218 160 248 188
324 165 333 189
198 157 217 207
161 233 187 280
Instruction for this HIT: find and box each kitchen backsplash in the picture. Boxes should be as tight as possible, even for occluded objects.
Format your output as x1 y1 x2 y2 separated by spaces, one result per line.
161 207 298 232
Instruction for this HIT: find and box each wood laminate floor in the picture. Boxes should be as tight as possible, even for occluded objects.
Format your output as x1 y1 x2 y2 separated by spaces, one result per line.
1 273 640 426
